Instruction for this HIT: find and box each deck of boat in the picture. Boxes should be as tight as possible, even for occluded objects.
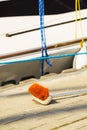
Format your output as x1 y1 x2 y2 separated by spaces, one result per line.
0 67 87 130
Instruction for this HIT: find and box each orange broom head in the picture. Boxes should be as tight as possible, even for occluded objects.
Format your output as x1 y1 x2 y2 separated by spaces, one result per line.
28 83 49 101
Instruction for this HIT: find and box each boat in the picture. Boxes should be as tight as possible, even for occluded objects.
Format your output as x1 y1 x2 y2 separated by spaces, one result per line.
0 1 87 129
0 1 87 85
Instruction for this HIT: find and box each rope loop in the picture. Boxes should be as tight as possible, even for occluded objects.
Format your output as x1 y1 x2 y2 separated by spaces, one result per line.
38 0 52 75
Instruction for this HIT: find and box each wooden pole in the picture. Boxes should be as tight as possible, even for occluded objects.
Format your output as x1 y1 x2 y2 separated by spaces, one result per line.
0 37 87 59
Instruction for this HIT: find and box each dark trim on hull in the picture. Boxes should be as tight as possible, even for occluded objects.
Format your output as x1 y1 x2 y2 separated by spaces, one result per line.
6 17 87 37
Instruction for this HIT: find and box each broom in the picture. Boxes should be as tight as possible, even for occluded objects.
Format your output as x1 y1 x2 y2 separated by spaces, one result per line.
28 83 87 105
28 1 87 105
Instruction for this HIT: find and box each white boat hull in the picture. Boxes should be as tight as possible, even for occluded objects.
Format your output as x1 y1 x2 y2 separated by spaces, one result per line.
0 9 87 85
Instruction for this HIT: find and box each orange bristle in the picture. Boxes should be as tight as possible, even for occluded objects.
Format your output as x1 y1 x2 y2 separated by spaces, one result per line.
28 83 49 101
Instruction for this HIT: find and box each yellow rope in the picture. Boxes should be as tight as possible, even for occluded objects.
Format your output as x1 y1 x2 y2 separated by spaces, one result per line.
75 0 84 47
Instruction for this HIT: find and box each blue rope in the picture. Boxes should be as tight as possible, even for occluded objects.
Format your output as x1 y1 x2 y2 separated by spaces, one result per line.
0 52 87 64
38 0 51 76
